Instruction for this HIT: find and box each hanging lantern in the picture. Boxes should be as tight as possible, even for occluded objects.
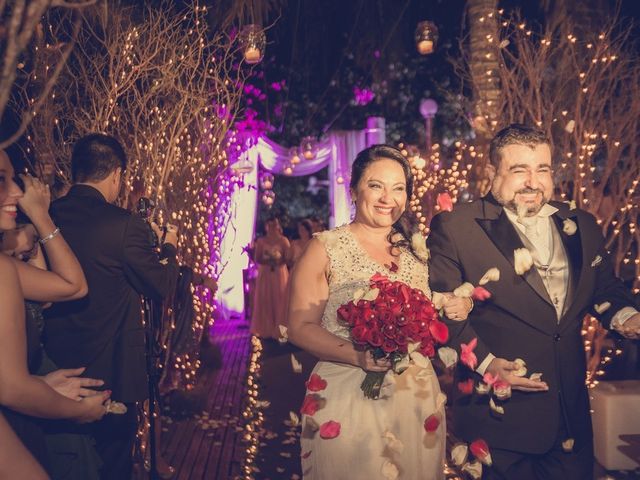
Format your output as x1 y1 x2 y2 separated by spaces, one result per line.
301 136 316 160
335 172 345 185
261 189 275 207
239 24 266 64
260 172 274 190
289 147 301 165
415 21 439 55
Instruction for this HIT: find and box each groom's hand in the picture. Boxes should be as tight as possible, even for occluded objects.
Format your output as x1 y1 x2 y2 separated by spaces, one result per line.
486 358 549 392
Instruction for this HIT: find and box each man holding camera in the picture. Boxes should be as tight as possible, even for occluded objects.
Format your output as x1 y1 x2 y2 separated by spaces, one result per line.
44 133 179 479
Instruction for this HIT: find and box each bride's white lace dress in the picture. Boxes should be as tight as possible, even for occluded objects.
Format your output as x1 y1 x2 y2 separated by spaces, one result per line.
301 225 445 480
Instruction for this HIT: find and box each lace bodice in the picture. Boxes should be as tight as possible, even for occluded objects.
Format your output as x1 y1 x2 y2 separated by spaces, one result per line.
315 224 431 341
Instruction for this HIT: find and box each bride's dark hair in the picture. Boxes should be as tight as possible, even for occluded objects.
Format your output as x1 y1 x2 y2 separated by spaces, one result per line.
350 144 421 261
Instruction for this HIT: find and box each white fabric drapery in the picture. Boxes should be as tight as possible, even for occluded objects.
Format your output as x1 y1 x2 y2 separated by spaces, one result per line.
216 119 385 320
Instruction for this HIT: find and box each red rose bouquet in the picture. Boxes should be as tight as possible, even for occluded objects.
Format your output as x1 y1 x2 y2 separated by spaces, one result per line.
337 273 448 399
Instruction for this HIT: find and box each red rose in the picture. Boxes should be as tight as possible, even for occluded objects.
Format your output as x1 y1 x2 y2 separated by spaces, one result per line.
395 332 408 347
337 304 353 323
351 324 369 344
382 323 397 339
300 394 320 416
399 284 411 303
419 339 435 358
424 414 440 433
319 420 341 439
457 379 474 395
429 320 449 344
382 339 398 353
366 328 384 347
305 373 328 392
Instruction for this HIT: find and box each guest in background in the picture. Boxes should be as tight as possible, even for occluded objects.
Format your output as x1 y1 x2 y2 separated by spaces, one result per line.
250 216 290 339
0 151 108 478
287 218 314 267
44 133 179 480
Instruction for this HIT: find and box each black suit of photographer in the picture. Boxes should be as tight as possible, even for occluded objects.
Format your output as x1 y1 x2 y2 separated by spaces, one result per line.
43 184 179 478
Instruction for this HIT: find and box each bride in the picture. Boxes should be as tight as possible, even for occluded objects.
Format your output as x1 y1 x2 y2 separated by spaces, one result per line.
288 145 471 479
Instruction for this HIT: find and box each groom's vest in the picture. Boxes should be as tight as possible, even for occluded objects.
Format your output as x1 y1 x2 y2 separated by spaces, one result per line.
514 219 573 320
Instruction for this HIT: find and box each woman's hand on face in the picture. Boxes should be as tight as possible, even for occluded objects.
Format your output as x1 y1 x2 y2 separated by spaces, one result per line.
356 349 392 372
17 174 50 221
442 294 472 321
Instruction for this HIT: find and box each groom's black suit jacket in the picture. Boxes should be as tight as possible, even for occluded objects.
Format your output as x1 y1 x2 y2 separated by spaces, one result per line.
427 193 636 454
44 185 179 403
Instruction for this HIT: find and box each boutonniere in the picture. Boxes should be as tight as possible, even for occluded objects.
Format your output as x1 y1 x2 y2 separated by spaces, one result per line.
562 218 577 236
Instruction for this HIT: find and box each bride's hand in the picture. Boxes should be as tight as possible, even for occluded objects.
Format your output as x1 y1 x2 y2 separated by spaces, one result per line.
356 350 391 372
442 294 473 321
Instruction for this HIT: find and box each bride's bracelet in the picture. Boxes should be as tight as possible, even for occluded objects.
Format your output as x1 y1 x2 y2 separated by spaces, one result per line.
39 227 61 245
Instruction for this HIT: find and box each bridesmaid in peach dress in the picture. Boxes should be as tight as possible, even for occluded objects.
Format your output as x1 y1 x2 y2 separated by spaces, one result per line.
250 217 291 339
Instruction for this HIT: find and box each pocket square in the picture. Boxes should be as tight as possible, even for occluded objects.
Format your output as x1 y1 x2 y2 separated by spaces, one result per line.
591 255 602 268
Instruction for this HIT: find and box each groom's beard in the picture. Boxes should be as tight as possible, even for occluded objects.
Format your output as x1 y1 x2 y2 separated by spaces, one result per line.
494 187 549 217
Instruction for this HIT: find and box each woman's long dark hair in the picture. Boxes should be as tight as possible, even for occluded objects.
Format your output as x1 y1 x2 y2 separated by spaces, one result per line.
350 144 421 261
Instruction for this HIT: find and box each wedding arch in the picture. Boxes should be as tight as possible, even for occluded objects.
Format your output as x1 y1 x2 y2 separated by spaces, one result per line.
217 117 386 320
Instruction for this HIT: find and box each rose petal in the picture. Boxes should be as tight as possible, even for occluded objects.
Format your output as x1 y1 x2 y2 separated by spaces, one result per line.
451 443 468 466
458 379 474 395
489 397 505 415
513 358 527 377
563 218 577 236
460 338 478 370
278 325 289 344
424 414 440 433
437 346 458 368
530 372 543 382
300 395 320 416
562 438 575 453
470 439 492 466
319 420 341 439
301 450 312 459
482 372 498 387
411 351 430 369
478 267 500 285
472 286 492 301
493 380 512 400
362 287 380 302
594 302 611 314
381 460 399 480
289 411 300 426
429 320 449 344
291 354 302 373
475 382 491 395
514 248 534 275
382 430 405 454
453 282 474 298
462 460 483 479
305 373 328 392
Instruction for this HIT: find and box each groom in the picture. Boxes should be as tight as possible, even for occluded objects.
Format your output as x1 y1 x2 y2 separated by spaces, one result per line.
428 124 640 479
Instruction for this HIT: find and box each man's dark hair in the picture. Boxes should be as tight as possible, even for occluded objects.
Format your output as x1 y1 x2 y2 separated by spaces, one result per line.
71 133 127 183
489 124 551 168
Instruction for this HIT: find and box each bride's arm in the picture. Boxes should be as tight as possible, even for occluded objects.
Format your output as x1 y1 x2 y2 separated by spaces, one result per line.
287 238 389 372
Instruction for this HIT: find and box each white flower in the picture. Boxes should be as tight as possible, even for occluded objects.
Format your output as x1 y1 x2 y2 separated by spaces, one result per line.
563 218 577 236
594 302 611 314
411 233 430 261
382 431 405 454
436 392 447 410
513 358 527 377
451 443 468 467
454 282 474 298
514 248 534 275
462 460 483 479
290 353 302 373
278 325 288 344
489 397 504 415
437 347 459 368
479 267 500 286
381 460 399 480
